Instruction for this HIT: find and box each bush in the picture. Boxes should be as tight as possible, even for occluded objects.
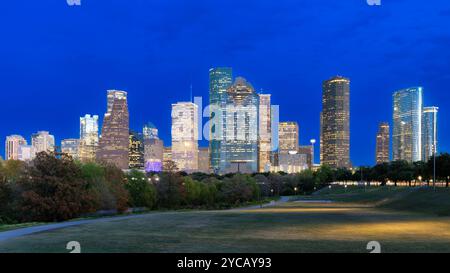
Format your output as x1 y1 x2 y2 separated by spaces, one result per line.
218 174 259 205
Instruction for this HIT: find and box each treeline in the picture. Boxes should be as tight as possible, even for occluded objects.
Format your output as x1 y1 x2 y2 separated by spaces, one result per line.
330 154 450 187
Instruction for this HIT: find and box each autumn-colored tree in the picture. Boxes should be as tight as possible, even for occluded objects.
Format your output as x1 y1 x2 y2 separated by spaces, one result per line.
16 152 97 222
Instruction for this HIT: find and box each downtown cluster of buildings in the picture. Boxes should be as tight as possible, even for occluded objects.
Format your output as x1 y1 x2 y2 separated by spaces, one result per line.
4 68 439 174
375 87 439 165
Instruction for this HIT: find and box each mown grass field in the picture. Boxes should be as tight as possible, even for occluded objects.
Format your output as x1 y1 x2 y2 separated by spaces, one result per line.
1 186 450 253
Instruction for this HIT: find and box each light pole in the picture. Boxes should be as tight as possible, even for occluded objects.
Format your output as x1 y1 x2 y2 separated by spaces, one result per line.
310 139 316 168
433 108 437 190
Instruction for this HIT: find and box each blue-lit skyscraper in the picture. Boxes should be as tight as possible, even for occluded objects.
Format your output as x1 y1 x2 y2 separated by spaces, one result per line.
209 67 233 173
422 106 438 162
220 77 259 174
392 87 423 162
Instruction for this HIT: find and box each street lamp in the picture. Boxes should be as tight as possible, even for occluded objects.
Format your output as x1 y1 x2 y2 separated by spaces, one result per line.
310 139 316 167
294 187 298 196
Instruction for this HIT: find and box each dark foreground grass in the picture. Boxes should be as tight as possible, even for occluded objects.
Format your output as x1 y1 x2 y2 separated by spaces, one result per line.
1 200 450 253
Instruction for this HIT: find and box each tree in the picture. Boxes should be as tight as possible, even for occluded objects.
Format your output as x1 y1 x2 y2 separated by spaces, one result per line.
219 174 259 205
315 165 334 186
125 170 156 209
430 153 450 187
15 152 97 222
156 172 184 208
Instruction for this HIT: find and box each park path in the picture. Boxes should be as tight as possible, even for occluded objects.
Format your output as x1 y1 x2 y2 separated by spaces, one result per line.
0 214 150 243
0 197 291 243
232 196 290 210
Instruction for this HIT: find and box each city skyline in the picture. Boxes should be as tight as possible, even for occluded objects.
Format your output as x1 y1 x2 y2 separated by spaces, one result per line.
1 1 449 166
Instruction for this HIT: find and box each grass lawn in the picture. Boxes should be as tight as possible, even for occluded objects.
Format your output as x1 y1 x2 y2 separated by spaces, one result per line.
1 193 450 253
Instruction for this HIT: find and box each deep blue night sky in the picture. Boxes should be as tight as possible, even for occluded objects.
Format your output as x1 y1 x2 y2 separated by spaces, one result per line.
1 0 449 166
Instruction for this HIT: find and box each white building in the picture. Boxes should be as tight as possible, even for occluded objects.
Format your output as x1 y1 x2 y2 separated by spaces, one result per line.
171 102 199 172
79 114 99 162
32 131 55 154
5 135 27 160
18 145 36 162
61 139 80 160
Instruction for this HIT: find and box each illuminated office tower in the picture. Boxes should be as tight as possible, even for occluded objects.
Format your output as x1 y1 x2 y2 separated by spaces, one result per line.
79 114 99 162
61 139 80 160
18 145 35 162
209 67 233 174
320 76 351 169
5 135 27 160
198 147 211 173
278 122 299 153
143 122 159 140
220 77 259 174
422 106 438 162
163 146 173 171
97 90 129 169
129 131 144 169
258 94 272 172
375 122 390 165
298 145 314 168
107 90 127 113
171 102 199 172
392 87 423 162
143 123 164 172
32 131 55 154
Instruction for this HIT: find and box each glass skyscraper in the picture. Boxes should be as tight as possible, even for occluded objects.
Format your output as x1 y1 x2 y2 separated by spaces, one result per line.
258 94 272 172
422 106 438 162
392 87 423 162
220 77 259 174
209 67 233 174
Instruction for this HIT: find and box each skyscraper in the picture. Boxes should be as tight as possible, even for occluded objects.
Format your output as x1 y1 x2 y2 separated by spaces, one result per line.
422 106 438 162
258 94 272 172
5 135 27 160
220 77 259 174
392 87 423 162
376 122 390 165
143 122 159 140
79 114 99 162
209 67 233 174
171 102 199 172
97 90 130 169
143 123 164 173
32 131 55 154
278 122 299 153
61 139 80 160
198 147 211 173
129 131 144 169
320 76 351 169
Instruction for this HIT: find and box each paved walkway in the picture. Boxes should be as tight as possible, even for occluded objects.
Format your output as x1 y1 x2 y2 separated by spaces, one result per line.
232 196 290 210
0 197 291 243
0 214 149 243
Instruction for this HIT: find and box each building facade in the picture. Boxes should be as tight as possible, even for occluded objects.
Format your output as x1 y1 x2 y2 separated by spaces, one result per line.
171 102 199 172
32 131 55 154
320 76 351 169
5 135 27 160
129 131 144 169
198 147 211 173
97 90 130 169
278 122 299 153
220 77 259 174
61 139 80 160
392 87 423 162
143 123 164 173
375 122 390 165
79 114 99 162
258 94 272 172
18 145 35 162
209 67 233 174
422 106 438 162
